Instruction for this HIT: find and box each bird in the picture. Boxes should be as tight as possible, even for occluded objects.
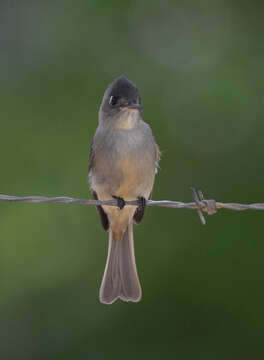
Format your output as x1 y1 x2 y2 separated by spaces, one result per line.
88 76 160 304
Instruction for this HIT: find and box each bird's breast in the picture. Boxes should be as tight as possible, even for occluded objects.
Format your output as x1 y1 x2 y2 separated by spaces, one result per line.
92 125 156 199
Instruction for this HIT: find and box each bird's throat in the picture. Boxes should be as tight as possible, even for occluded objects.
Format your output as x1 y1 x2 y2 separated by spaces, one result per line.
114 109 140 130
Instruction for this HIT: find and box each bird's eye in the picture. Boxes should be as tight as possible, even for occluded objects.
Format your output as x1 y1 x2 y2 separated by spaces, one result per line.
109 96 118 106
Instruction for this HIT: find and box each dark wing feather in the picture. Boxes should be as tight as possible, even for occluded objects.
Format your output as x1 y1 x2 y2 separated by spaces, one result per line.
88 138 95 173
92 191 109 231
89 138 109 231
133 205 146 224
133 138 160 225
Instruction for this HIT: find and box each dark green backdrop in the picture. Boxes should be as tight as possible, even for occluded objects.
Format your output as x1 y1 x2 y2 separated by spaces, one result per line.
1 1 264 359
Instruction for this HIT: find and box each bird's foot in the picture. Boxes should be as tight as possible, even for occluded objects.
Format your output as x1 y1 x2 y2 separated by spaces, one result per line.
137 196 146 210
112 195 126 210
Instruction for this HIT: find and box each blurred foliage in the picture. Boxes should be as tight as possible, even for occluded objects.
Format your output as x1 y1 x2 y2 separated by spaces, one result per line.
1 0 264 359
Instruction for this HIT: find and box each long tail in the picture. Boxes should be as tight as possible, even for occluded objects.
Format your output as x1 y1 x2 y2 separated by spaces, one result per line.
99 223 142 304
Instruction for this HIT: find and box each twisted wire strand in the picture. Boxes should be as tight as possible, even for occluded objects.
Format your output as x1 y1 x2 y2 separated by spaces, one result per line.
0 188 264 224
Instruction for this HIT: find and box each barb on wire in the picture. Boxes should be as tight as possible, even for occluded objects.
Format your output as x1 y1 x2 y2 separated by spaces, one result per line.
1 189 264 225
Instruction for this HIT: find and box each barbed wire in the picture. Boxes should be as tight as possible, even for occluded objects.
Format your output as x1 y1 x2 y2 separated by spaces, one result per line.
1 188 264 225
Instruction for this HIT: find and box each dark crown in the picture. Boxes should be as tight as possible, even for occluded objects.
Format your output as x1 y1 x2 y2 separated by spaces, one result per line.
109 77 139 99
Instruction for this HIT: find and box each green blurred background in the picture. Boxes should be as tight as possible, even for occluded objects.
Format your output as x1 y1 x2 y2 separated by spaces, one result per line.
1 0 264 359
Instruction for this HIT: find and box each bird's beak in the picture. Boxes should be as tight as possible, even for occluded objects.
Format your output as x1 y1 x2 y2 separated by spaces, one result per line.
125 103 141 110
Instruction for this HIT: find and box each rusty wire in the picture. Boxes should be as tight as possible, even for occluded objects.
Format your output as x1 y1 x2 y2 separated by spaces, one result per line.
0 188 264 224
